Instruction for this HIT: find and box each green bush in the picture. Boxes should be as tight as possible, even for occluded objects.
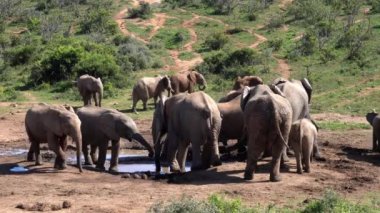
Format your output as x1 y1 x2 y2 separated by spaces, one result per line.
268 38 283 51
117 41 153 71
197 48 260 79
267 14 284 29
31 45 84 84
148 196 218 213
79 8 117 35
128 2 153 19
4 45 35 66
203 32 229 50
0 86 20 101
74 52 120 79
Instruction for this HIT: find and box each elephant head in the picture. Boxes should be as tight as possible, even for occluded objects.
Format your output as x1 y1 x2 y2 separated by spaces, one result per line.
240 84 284 111
188 71 207 91
233 76 263 90
152 96 168 172
366 110 378 126
156 75 174 97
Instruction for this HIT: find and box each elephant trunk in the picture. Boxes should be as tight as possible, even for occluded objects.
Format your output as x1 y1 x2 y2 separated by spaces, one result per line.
131 133 154 157
71 132 83 173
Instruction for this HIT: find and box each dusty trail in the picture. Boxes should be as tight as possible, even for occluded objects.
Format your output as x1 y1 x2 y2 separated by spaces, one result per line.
250 32 267 49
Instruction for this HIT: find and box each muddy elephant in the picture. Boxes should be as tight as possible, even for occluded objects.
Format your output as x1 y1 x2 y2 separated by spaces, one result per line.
273 78 323 160
170 71 207 95
289 119 317 174
217 91 245 155
232 76 263 90
366 111 380 152
75 74 103 107
241 85 293 182
131 75 173 113
25 104 83 172
152 92 222 173
76 107 154 172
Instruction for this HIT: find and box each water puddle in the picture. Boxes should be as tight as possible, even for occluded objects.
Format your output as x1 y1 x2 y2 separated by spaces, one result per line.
9 166 28 173
0 148 28 156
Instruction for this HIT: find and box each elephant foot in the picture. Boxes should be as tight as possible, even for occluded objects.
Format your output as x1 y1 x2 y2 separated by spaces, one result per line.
211 159 222 167
314 154 326 162
109 166 119 174
35 162 42 166
282 154 290 162
304 168 310 173
170 166 181 173
190 165 204 171
95 165 106 171
244 171 253 180
270 174 282 182
296 169 303 174
54 163 67 170
27 153 34 162
84 161 93 166
280 163 290 171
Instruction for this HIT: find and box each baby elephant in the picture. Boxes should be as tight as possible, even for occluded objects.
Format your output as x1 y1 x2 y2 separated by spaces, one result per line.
289 119 317 174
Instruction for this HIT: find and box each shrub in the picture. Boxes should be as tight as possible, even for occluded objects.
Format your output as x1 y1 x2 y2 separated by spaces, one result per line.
128 2 153 19
117 41 153 71
0 86 20 101
74 52 120 79
225 28 245 35
203 32 229 50
268 38 283 51
79 8 117 35
148 196 218 213
4 45 35 66
267 14 284 29
247 13 257 21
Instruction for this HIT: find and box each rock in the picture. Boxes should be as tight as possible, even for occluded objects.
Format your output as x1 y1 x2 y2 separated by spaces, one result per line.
51 204 62 211
62 200 72 209
10 103 18 108
141 174 148 180
132 173 140 179
122 174 131 179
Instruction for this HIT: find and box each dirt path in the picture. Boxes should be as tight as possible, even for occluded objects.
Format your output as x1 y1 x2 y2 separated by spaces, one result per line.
147 13 170 39
250 33 268 49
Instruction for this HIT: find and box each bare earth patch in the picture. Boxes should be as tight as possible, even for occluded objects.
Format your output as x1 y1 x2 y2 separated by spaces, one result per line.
0 107 379 212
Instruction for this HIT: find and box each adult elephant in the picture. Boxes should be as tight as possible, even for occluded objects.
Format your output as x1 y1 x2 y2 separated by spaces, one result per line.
366 111 380 152
131 75 173 113
170 71 207 95
77 107 154 172
272 78 324 160
76 74 103 107
241 85 293 182
25 104 83 172
152 92 222 173
232 76 263 90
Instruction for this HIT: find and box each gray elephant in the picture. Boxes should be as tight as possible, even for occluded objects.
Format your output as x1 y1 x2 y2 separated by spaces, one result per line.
289 119 317 174
170 71 207 95
366 111 380 152
218 94 244 150
76 107 154 172
76 74 103 107
131 75 173 113
25 104 83 172
241 85 293 182
273 78 323 160
152 91 222 173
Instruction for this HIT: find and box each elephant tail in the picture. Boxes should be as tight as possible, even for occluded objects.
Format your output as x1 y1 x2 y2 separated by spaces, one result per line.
272 99 290 150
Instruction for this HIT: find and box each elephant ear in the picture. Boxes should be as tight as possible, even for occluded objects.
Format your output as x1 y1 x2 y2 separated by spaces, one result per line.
301 78 312 103
240 86 251 111
99 112 120 141
161 76 170 88
187 72 196 84
270 84 286 97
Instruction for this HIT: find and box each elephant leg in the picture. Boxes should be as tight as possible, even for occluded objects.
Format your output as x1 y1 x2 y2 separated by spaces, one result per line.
109 140 120 173
282 148 290 162
293 142 302 174
48 134 66 170
96 141 108 171
143 100 148 111
132 96 139 113
153 96 158 109
190 141 203 171
93 93 98 107
32 142 42 166
177 142 189 173
244 134 264 180
90 144 98 164
82 142 93 165
167 133 180 172
202 142 212 169
303 141 313 173
270 140 285 182
312 139 325 161
373 131 378 151
27 143 35 162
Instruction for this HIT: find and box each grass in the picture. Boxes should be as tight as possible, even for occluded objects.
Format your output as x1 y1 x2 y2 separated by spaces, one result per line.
178 51 196 60
317 121 371 131
149 191 380 213
151 28 190 49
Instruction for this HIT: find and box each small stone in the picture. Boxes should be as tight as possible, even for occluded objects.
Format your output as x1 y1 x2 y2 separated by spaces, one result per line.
51 204 62 211
132 173 140 179
10 103 17 108
62 200 72 209
122 174 131 179
0 116 6 120
15 203 26 209
141 174 148 180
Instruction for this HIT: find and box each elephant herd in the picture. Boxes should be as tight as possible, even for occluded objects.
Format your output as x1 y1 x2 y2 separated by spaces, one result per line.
25 72 331 182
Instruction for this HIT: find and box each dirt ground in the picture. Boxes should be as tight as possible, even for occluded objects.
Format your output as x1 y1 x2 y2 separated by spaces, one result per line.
0 105 379 213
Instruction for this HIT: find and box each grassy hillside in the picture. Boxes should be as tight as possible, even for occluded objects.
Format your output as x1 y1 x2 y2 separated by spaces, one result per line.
0 0 380 118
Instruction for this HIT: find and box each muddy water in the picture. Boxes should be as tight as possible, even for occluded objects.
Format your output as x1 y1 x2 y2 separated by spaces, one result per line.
1 147 191 173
